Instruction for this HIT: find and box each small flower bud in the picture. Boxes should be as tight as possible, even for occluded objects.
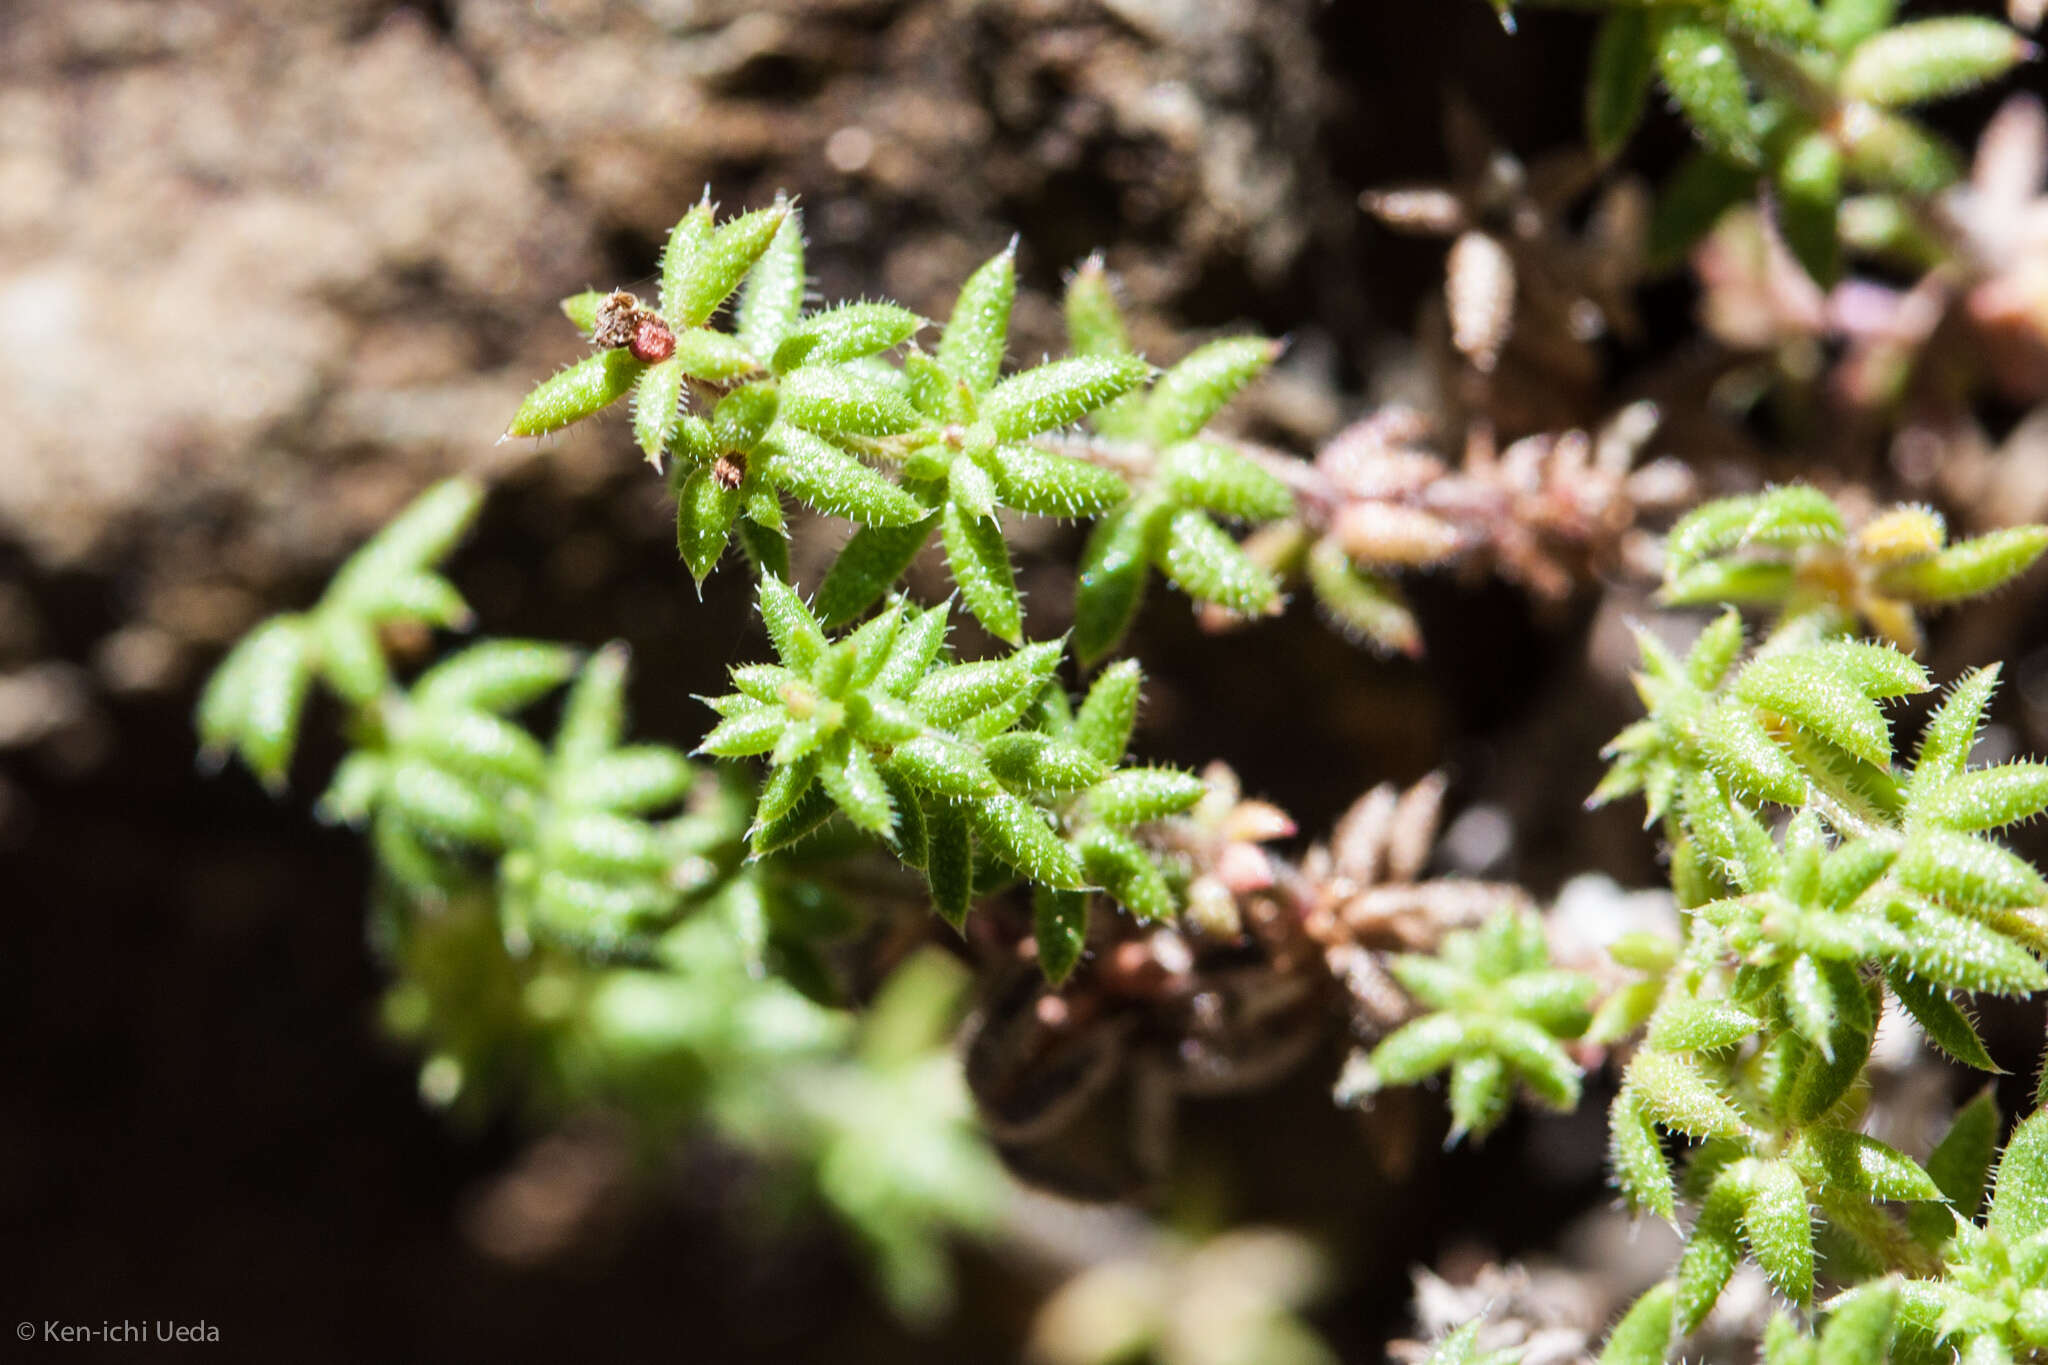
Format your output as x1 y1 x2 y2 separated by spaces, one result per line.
1856 505 1946 564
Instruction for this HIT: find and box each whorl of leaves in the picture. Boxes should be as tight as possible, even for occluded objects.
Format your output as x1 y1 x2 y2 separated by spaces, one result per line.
1539 0 2034 281
507 203 1289 649
1582 480 2048 1354
699 577 1203 980
1349 907 1595 1143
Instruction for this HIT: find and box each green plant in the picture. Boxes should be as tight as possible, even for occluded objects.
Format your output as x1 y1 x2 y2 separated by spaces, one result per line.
1522 0 2037 281
199 173 2048 1359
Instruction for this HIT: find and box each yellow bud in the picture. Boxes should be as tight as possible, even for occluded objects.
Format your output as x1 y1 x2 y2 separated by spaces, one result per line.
1856 504 1946 565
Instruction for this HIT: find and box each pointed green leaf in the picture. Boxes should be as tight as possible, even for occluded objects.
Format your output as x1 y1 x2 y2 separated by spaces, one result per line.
658 202 715 323
925 799 973 929
941 496 1023 644
758 575 827 673
1627 1049 1751 1140
817 739 895 838
872 602 951 699
1073 497 1162 665
1896 828 2048 909
1448 1053 1511 1140
1599 1282 1676 1365
312 611 388 706
816 515 938 628
1157 440 1295 522
1989 1110 2048 1244
1699 700 1806 804
219 618 315 789
1745 1159 1817 1302
1662 493 1761 573
1888 970 1999 1072
409 707 549 788
1776 130 1844 287
772 302 922 373
910 644 1060 731
1074 659 1143 764
350 572 471 629
991 444 1129 518
327 479 485 604
1913 762 2048 832
735 201 805 361
1888 896 2048 992
890 733 999 801
699 706 787 758
1612 1091 1678 1219
1062 254 1132 358
632 358 687 465
414 641 580 714
1033 886 1089 985
1649 997 1767 1053
1371 1014 1470 1085
1686 609 1747 690
1747 485 1846 550
748 780 837 855
546 810 671 877
1142 336 1278 445
507 350 645 438
675 463 742 587
1816 1278 1896 1365
981 355 1151 442
778 365 921 437
1075 825 1175 920
1655 17 1762 167
388 760 501 848
1588 9 1656 160
986 733 1110 793
316 752 384 827
1155 507 1280 617
974 793 1084 889
669 328 760 383
1735 652 1893 766
1307 540 1421 656
1877 526 2048 602
561 289 608 335
1841 19 2033 109
559 748 693 814
763 426 928 526
939 243 1017 395
1916 665 2001 781
1484 1016 1581 1109
1794 1126 1942 1202
1084 767 1206 828
710 381 779 455
1842 108 1963 197
1676 1168 1751 1331
670 203 789 326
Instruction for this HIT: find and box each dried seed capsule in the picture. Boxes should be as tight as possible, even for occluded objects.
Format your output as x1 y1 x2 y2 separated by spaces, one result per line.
629 313 677 364
590 290 643 349
1445 231 1516 373
1330 501 1463 567
712 450 747 491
